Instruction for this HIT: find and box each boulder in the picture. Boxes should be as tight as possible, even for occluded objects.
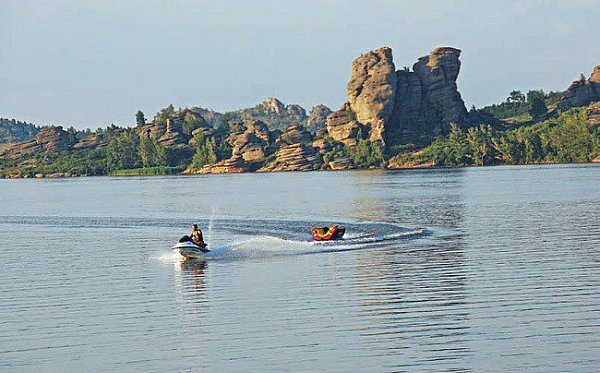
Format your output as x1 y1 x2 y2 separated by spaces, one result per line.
257 144 320 172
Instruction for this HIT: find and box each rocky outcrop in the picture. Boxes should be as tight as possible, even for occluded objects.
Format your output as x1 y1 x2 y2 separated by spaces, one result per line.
588 102 600 126
231 98 309 132
325 103 361 147
278 125 313 145
189 107 224 127
329 46 468 146
3 140 41 160
306 105 333 132
35 126 72 153
199 153 251 174
74 133 108 150
257 144 320 172
559 66 600 110
3 126 73 160
347 47 397 142
312 138 332 154
412 47 467 130
229 120 272 162
157 119 186 147
328 155 352 170
139 124 166 141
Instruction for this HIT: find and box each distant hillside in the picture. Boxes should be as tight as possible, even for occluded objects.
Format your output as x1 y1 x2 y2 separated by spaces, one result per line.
0 118 39 143
1 47 598 178
227 98 309 132
477 90 564 124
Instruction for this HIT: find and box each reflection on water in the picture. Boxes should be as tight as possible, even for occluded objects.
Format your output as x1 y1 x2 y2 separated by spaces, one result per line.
176 260 208 297
352 235 470 370
0 164 599 371
349 169 467 229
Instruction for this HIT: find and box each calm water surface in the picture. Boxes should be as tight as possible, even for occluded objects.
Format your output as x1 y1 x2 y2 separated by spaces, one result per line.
1 164 599 371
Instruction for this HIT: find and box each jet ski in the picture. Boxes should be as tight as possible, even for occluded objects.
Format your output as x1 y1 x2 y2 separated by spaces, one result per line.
172 236 210 259
311 225 346 241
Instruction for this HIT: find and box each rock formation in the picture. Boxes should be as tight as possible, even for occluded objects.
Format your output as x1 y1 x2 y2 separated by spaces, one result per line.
278 125 313 145
325 103 361 147
157 119 186 147
35 126 72 153
327 46 468 146
306 105 333 132
328 155 352 170
229 120 272 162
231 98 309 132
74 133 108 149
559 66 600 110
139 124 166 141
412 47 467 129
347 47 397 142
4 126 73 159
588 102 600 126
199 152 250 173
3 139 41 160
257 143 320 172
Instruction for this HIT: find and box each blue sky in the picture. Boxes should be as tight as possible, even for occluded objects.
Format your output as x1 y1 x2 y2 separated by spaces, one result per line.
1 0 599 129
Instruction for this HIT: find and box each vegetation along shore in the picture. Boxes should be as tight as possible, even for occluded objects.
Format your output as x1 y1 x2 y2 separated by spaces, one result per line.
1 46 599 178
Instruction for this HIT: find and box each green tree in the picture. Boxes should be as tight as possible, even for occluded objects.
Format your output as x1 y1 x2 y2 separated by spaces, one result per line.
466 125 494 166
528 95 547 119
181 113 207 136
138 136 166 167
508 90 526 104
191 134 218 169
136 110 146 126
106 130 141 170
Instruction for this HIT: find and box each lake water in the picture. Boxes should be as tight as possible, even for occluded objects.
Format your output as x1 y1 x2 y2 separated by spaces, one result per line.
1 164 599 372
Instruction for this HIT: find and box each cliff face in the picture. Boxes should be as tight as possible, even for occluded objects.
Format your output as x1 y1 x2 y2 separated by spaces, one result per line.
559 66 600 110
328 46 468 146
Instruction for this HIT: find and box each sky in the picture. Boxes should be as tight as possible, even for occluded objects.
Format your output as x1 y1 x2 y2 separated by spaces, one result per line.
1 0 599 129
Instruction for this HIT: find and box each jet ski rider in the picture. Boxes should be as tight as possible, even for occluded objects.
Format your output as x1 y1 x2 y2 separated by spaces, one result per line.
190 224 206 248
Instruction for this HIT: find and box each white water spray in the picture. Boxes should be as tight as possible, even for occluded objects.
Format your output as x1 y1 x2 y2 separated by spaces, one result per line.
207 206 217 247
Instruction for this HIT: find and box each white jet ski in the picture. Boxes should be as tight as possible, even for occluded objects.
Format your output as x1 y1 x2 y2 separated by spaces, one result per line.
172 239 210 259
